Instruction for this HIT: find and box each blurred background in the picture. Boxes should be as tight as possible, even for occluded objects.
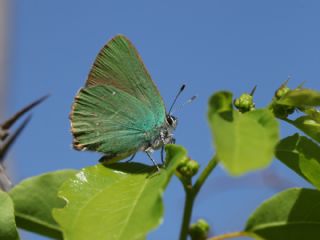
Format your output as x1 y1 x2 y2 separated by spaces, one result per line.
1 0 319 239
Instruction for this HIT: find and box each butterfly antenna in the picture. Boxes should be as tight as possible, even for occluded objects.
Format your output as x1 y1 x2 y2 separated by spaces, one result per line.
171 95 197 115
168 84 186 114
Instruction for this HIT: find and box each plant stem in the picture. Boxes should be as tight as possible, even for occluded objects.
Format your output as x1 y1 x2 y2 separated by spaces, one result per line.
178 155 219 240
207 231 257 240
194 155 218 195
179 185 195 240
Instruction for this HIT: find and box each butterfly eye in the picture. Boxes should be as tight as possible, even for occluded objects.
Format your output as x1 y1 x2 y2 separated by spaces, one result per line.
167 115 177 127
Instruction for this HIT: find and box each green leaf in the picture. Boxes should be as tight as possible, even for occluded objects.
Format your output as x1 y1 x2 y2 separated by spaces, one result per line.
302 108 320 121
0 191 19 240
53 144 186 240
9 170 77 239
285 115 320 143
276 88 320 107
208 91 279 176
245 188 320 240
208 91 233 115
276 134 320 189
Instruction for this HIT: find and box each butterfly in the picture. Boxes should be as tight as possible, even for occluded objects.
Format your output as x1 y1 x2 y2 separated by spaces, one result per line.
70 35 179 169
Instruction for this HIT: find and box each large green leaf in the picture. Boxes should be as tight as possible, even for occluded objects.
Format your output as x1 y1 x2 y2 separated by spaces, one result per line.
208 91 279 176
0 191 19 240
9 170 77 239
53 144 186 240
245 188 320 240
276 134 320 189
276 88 320 107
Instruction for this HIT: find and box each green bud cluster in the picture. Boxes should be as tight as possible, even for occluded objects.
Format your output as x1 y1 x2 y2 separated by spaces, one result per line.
275 85 290 99
189 219 210 240
234 93 255 113
176 157 200 178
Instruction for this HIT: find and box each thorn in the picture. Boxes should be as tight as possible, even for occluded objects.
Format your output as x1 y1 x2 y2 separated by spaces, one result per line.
281 76 291 88
1 95 49 131
297 81 306 89
0 115 32 162
250 85 257 96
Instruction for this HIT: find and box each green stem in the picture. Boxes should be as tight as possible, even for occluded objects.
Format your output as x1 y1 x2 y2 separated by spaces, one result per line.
178 155 219 240
179 185 195 240
194 155 219 195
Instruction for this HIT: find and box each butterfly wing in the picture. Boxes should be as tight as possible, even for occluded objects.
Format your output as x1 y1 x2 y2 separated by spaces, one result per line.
70 35 167 161
86 35 166 125
71 85 159 161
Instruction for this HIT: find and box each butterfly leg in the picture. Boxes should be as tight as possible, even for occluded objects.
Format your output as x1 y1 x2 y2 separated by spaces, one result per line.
126 153 136 163
146 151 160 172
161 146 165 165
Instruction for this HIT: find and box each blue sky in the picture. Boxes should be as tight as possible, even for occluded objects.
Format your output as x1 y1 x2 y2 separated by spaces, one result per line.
7 0 320 239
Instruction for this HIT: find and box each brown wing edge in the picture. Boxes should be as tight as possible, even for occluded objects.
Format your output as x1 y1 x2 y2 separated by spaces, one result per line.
69 88 87 151
69 87 142 160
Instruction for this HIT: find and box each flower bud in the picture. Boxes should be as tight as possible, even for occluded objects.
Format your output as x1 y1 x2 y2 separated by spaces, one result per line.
234 93 255 113
189 219 210 240
176 158 200 178
275 85 290 99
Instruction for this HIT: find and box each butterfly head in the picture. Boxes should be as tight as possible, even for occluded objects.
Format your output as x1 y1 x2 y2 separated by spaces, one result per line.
166 115 178 129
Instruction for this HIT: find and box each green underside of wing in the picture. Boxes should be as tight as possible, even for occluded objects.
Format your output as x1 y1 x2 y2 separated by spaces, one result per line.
86 35 166 123
71 85 164 160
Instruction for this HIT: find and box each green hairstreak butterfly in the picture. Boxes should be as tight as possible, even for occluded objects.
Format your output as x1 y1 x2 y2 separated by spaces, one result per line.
70 35 179 168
